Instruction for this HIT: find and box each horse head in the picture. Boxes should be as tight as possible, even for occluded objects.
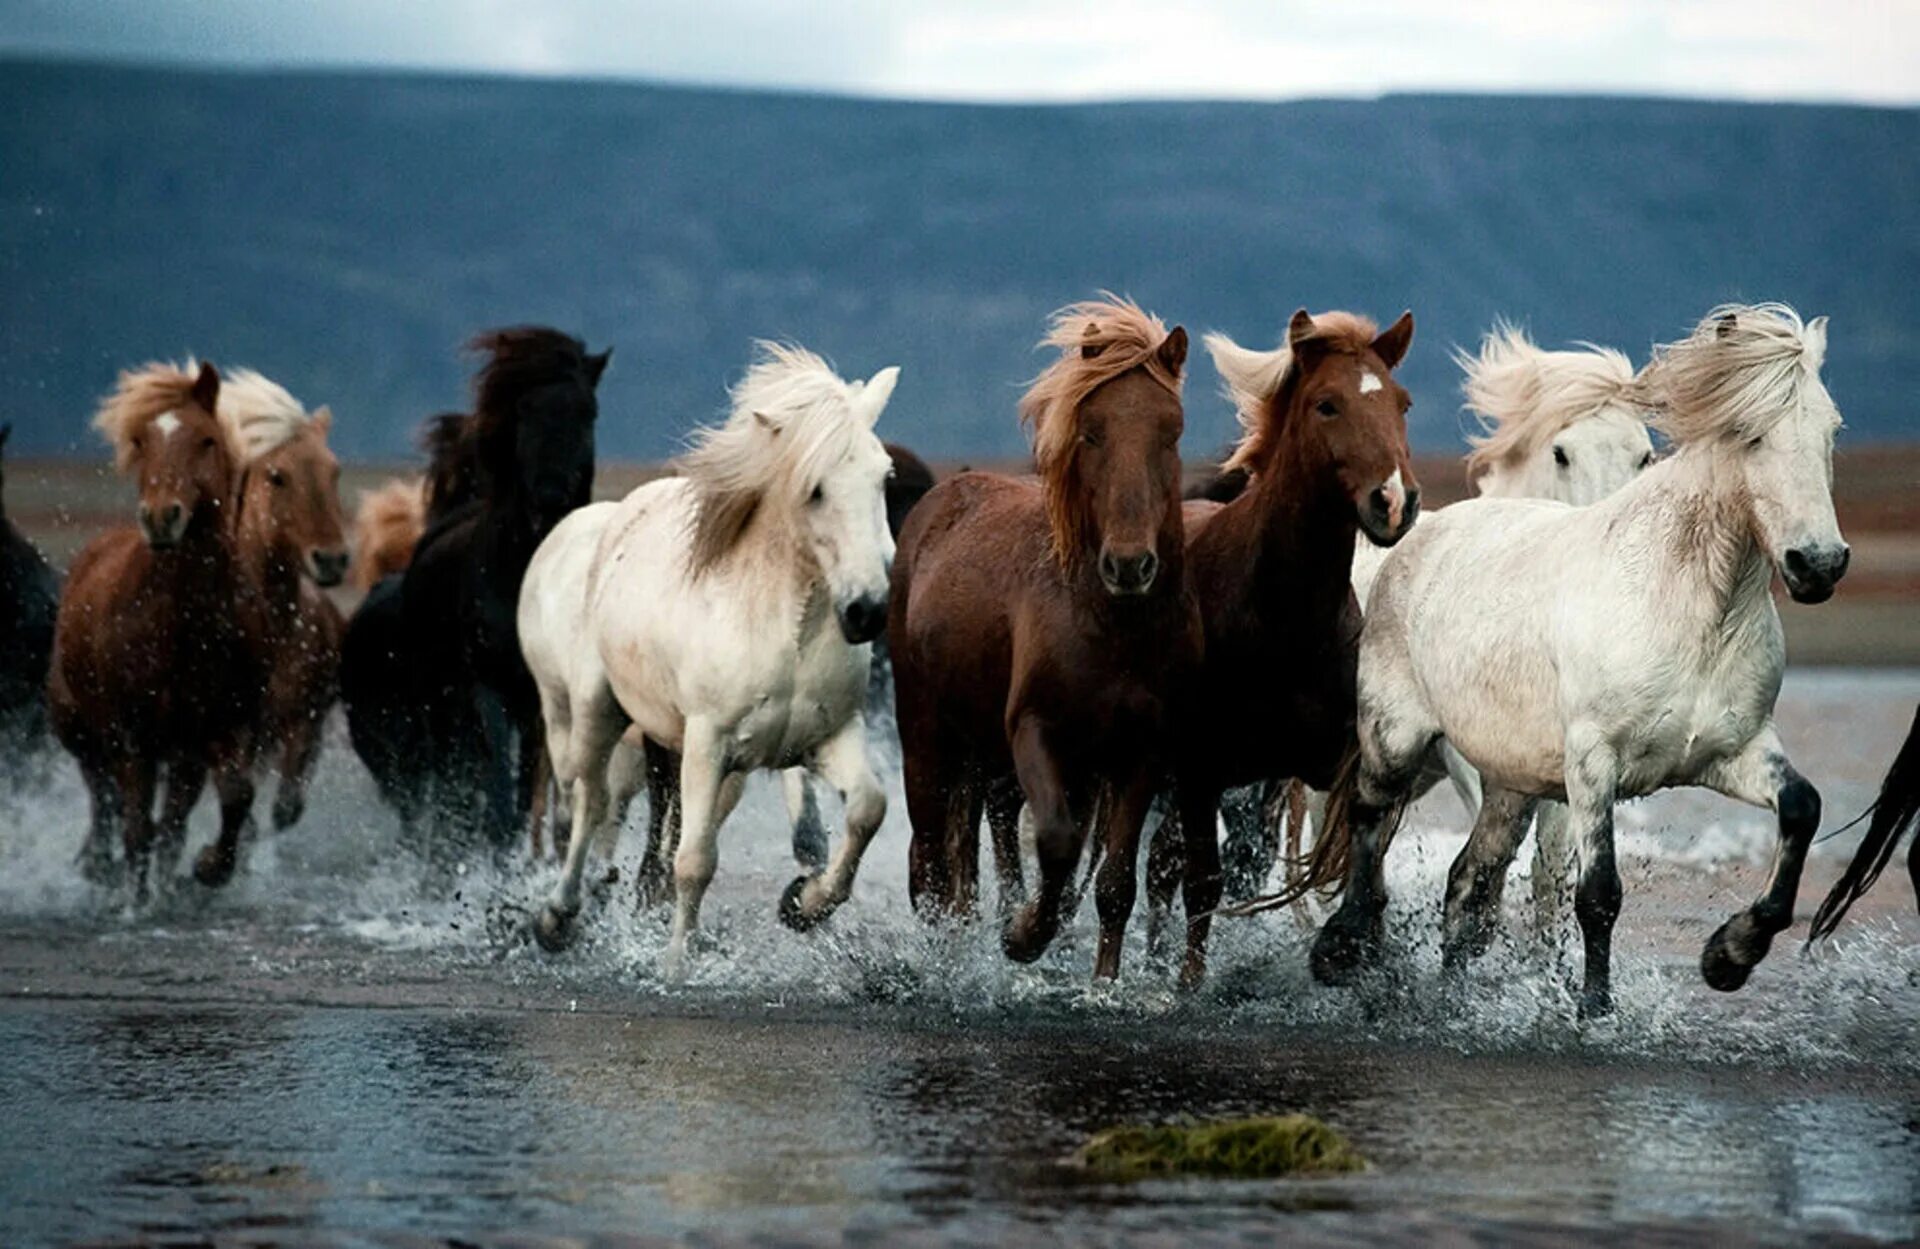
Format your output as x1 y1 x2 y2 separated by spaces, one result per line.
468 328 609 536
95 361 233 550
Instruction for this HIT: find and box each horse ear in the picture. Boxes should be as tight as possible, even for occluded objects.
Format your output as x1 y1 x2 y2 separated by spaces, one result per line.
862 366 901 427
753 411 781 436
1158 327 1188 377
1715 312 1738 340
1286 309 1317 348
192 361 220 413
1805 315 1829 367
311 404 333 435
1081 322 1105 359
586 349 612 387
1371 311 1414 370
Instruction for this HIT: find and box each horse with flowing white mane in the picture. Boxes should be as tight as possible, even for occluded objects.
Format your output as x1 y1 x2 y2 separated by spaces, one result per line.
1296 304 1849 1017
519 343 898 974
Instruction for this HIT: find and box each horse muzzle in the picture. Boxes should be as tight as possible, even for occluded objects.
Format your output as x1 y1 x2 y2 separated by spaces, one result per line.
138 501 188 549
837 593 888 644
1097 547 1160 597
307 547 351 588
1358 479 1420 547
1780 542 1850 604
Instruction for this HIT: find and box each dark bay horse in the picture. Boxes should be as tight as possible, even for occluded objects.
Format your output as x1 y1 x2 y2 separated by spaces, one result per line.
399 328 607 853
341 412 479 827
1145 309 1419 985
891 297 1201 978
1809 703 1920 940
49 362 269 895
219 370 351 832
0 423 59 773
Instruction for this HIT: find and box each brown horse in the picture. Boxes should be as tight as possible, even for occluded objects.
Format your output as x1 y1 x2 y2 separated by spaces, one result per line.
220 369 351 831
890 297 1200 978
1145 309 1419 984
49 361 269 896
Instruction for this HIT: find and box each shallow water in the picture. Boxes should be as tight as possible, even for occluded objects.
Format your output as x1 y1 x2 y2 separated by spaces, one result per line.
1 669 1916 1246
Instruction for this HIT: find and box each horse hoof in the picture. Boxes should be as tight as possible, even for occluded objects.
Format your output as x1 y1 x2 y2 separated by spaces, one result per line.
778 875 826 932
193 846 236 889
1001 908 1056 964
1309 919 1376 987
1578 986 1616 1020
1700 919 1764 992
1178 954 1208 991
533 904 578 953
272 795 304 831
77 850 124 889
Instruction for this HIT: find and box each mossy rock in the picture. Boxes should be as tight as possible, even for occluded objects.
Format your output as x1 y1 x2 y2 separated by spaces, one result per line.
1073 1114 1366 1180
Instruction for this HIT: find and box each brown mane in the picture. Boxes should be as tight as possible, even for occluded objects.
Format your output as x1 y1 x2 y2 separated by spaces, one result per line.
1210 311 1379 476
1018 296 1183 565
92 361 227 471
352 477 428 590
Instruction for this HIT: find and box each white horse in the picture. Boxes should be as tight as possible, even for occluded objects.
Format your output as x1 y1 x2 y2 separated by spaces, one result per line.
519 343 899 975
1306 304 1847 1017
1237 327 1655 911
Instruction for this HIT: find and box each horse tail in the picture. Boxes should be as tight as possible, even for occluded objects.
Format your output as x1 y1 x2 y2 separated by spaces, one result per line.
350 477 428 591
1222 742 1394 916
1807 703 1920 943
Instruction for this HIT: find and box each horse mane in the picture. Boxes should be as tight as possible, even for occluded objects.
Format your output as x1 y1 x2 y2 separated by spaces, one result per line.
93 360 225 471
218 367 325 464
351 477 427 590
1205 311 1379 476
681 341 879 574
419 411 481 519
1018 296 1182 563
1639 303 1827 447
1459 323 1637 478
466 326 597 492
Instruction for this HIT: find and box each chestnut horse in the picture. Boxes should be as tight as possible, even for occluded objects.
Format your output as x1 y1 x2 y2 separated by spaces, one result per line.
350 476 425 592
1144 309 1418 984
219 369 351 831
891 297 1200 978
49 362 268 895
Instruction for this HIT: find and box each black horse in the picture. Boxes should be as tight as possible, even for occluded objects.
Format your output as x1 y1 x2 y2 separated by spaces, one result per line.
345 329 606 855
1808 703 1920 941
341 412 481 827
0 422 58 776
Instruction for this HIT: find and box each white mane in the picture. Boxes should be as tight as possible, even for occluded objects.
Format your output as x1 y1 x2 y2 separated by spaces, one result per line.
218 367 321 463
1459 323 1638 476
1203 332 1291 434
680 342 896 572
1641 303 1829 447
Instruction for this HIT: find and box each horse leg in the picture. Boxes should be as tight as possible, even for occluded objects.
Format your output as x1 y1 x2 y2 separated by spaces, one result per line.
272 715 323 832
984 776 1026 911
782 769 830 872
74 756 124 887
1562 731 1621 1017
1143 791 1181 961
1176 783 1226 989
153 757 208 887
1696 726 1819 993
1002 718 1082 963
1218 785 1266 901
534 691 623 952
1440 784 1538 968
901 733 964 919
1092 772 1157 980
193 753 257 889
115 755 157 903
781 718 887 930
1529 801 1575 939
1309 721 1436 987
665 722 729 980
636 739 680 910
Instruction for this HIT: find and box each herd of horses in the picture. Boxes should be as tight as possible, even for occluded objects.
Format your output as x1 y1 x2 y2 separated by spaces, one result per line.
0 300 1914 1015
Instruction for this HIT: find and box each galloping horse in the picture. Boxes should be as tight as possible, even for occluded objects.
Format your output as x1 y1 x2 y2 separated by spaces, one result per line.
892 298 1200 978
49 362 268 895
341 412 480 826
350 476 426 592
1141 309 1419 985
218 369 351 831
396 329 606 853
0 423 58 772
522 343 896 975
1301 304 1848 1017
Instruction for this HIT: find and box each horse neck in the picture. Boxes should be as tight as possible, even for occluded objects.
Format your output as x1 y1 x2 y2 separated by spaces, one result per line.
159 502 244 610
1229 438 1359 614
234 506 305 626
1625 448 1773 634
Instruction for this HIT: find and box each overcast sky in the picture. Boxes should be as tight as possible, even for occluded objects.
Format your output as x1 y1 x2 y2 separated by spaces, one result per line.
1 0 1915 104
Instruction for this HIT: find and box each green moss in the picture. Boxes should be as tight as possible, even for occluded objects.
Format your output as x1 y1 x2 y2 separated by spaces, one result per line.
1073 1114 1366 1180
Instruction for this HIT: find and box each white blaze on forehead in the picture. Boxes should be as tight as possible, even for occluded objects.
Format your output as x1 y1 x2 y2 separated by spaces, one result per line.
155 413 181 439
1358 371 1383 395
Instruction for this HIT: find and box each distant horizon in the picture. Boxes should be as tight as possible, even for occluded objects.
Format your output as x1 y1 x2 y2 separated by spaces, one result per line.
5 46 1918 113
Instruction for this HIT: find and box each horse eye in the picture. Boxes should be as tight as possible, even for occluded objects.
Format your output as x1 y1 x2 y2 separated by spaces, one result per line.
268 470 286 488
1082 431 1103 448
200 436 216 451
809 484 824 505
1552 445 1569 468
1315 399 1339 419
1638 452 1653 470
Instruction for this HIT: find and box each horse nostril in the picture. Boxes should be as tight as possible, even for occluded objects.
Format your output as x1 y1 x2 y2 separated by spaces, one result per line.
1136 551 1158 589
161 503 182 528
1784 548 1812 578
1832 546 1851 580
1098 551 1121 585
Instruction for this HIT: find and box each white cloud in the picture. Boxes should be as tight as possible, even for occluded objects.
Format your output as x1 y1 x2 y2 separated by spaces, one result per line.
0 0 1914 103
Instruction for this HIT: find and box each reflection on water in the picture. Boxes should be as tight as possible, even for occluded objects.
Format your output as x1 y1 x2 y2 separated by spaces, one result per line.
0 670 1915 1244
